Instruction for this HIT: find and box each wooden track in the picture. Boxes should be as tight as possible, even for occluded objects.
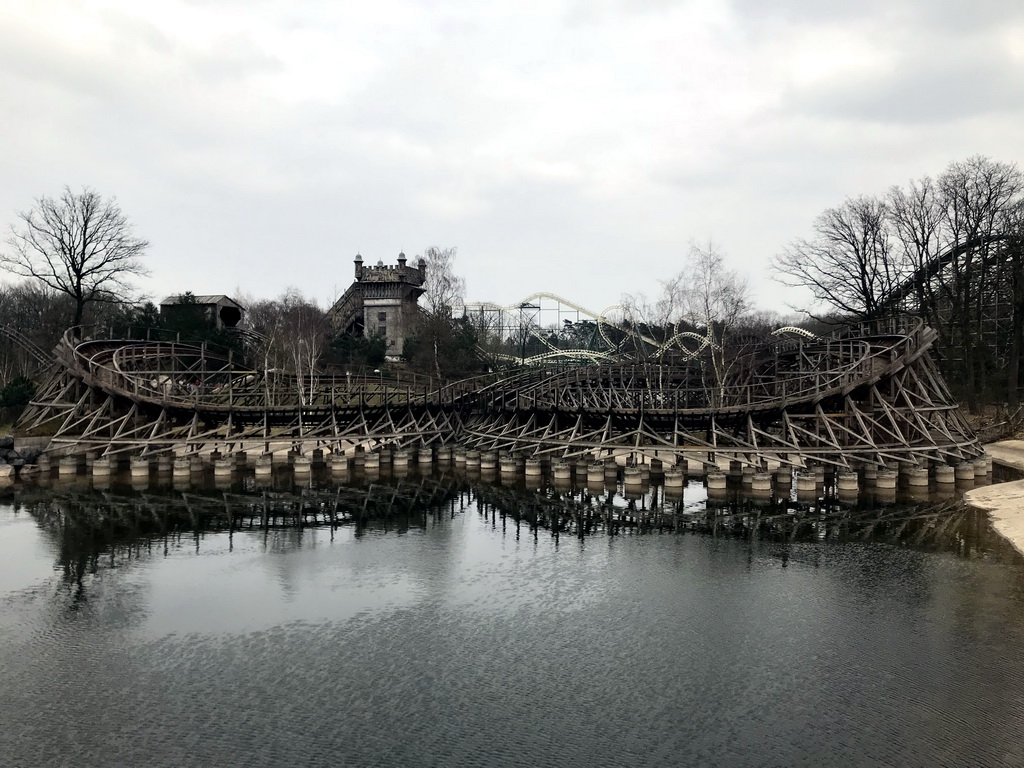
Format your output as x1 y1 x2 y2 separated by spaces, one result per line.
17 319 982 468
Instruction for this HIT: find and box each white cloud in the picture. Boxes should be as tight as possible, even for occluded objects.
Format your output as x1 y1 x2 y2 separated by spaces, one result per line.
0 0 1021 317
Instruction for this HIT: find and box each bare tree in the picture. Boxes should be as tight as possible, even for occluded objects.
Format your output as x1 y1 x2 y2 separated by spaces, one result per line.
936 156 1024 409
682 241 750 405
772 195 905 321
421 246 465 317
888 176 945 319
2 186 149 333
412 246 470 378
244 288 329 405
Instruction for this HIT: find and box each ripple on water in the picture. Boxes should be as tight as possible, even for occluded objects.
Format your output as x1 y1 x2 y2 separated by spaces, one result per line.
1 499 1024 767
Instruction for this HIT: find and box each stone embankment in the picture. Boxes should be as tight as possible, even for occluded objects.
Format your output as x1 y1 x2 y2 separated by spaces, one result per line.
964 441 1024 557
0 435 46 485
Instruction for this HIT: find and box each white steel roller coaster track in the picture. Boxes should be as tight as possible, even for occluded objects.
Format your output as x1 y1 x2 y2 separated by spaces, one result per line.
458 291 721 364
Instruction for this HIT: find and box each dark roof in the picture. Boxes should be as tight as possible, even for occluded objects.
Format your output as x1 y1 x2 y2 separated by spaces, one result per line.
160 295 245 310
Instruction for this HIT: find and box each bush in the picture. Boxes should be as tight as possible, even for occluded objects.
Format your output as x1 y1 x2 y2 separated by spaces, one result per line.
0 376 36 408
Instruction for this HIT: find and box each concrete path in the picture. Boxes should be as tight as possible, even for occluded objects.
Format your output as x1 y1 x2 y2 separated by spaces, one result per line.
964 441 1024 557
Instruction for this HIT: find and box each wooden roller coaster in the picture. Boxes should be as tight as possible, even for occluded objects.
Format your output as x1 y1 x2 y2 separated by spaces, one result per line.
14 315 981 469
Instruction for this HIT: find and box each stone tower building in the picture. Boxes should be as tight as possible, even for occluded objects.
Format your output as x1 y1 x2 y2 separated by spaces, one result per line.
326 252 427 361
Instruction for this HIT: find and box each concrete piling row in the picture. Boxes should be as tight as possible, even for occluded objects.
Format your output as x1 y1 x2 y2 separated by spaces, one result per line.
25 444 994 505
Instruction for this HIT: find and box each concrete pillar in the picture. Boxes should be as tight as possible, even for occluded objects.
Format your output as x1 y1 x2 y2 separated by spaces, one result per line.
934 465 955 485
552 461 572 481
837 470 859 494
796 471 817 495
499 456 518 474
603 463 618 481
255 455 274 476
480 451 498 471
392 450 410 469
706 472 727 490
751 472 772 493
586 463 605 485
213 457 235 477
91 455 115 477
436 445 453 464
156 455 173 474
58 456 81 477
974 456 992 478
623 467 643 486
955 462 975 483
905 466 929 488
363 452 381 471
293 455 313 474
453 447 467 467
328 453 349 473
774 468 793 487
173 457 193 478
876 468 898 490
418 447 434 466
129 457 150 479
524 459 542 477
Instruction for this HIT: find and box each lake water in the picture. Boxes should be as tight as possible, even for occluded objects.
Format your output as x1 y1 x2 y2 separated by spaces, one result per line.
2 470 1024 768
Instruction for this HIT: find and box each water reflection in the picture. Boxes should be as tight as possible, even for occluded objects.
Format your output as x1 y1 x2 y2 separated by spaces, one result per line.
3 470 1024 768
4 468 1014 588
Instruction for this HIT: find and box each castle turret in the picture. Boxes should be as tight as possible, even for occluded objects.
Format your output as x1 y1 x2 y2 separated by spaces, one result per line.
326 251 428 362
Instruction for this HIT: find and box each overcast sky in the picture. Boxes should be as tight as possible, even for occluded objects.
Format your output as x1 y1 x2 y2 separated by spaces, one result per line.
2 0 1023 315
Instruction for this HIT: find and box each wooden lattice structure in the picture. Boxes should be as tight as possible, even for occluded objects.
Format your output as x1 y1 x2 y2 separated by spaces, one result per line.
17 318 981 469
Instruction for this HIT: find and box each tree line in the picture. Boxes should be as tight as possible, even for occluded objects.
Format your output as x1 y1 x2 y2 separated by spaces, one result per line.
772 155 1024 410
4 161 1022 423
0 185 480 420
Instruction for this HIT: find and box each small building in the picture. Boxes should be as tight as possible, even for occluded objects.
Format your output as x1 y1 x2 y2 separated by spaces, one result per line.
160 295 245 329
326 253 427 361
